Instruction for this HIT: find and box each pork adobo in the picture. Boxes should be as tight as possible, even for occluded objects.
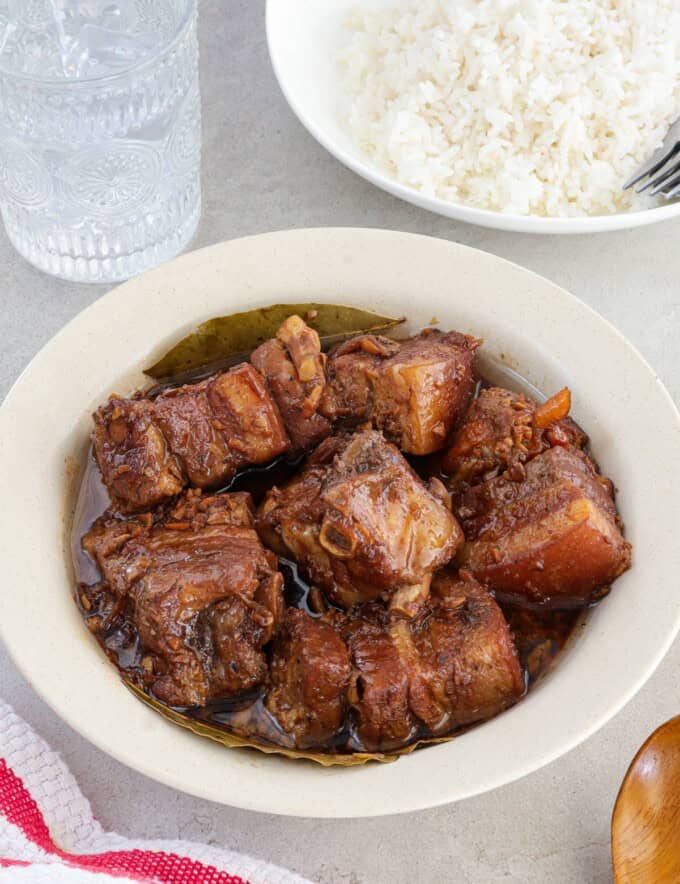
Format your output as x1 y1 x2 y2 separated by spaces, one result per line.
93 364 289 512
82 489 283 707
340 572 524 751
266 608 351 749
442 385 587 491
320 329 479 455
456 446 631 607
251 314 332 452
74 310 631 759
257 429 462 611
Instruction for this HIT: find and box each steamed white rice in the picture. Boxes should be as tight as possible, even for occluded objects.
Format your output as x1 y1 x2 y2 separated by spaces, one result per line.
338 0 680 217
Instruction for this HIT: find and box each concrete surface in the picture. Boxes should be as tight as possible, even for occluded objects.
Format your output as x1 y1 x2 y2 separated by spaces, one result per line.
1 2 679 882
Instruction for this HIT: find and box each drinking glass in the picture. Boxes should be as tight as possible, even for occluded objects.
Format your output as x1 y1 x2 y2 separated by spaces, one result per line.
0 0 201 283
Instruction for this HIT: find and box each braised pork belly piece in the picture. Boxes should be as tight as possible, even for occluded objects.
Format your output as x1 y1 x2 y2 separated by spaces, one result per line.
154 363 289 487
457 446 632 608
251 315 332 452
266 608 351 749
93 364 289 512
405 572 525 731
442 386 587 492
342 572 524 752
83 490 256 598
344 606 416 749
320 330 479 455
257 429 463 610
83 490 284 707
92 397 184 512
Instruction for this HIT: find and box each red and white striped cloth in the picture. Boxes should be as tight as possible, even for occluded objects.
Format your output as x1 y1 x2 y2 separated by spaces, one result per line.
0 701 313 884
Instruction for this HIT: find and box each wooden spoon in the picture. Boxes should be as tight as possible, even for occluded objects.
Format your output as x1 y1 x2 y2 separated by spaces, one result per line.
612 715 680 883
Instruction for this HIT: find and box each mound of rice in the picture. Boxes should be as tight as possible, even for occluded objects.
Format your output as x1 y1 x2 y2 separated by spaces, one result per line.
338 0 680 217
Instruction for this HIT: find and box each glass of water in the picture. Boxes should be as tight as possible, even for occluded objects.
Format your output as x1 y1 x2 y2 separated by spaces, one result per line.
0 0 201 283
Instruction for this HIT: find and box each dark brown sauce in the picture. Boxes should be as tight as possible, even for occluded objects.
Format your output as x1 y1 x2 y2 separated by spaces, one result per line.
72 368 587 757
218 454 304 505
503 606 583 687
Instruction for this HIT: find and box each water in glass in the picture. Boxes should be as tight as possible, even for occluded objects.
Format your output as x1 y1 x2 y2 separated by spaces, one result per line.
0 0 201 282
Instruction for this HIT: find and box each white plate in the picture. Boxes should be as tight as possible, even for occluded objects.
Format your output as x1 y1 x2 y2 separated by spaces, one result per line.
266 0 680 234
0 228 679 817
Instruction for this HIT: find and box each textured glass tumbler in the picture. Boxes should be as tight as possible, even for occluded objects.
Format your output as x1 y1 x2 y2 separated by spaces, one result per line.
0 1 201 283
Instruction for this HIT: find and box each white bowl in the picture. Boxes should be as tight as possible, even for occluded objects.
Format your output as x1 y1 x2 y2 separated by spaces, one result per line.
0 228 679 817
266 0 680 235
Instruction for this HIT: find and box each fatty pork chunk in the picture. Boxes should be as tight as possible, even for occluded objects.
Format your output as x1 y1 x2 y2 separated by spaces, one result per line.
92 397 184 512
442 385 587 493
93 363 289 512
344 572 524 752
457 446 632 608
83 489 284 707
251 314 332 452
257 429 463 612
320 329 479 455
154 363 288 486
266 608 351 749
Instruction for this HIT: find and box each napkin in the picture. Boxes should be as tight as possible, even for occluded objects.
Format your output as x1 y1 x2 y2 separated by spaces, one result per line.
0 700 313 884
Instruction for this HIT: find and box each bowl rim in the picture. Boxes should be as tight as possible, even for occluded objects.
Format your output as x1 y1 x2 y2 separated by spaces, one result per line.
265 0 680 235
1 227 679 817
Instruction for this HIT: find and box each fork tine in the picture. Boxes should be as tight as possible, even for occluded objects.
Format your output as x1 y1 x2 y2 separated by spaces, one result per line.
651 170 680 196
663 176 680 199
624 142 677 190
637 153 680 195
624 116 680 192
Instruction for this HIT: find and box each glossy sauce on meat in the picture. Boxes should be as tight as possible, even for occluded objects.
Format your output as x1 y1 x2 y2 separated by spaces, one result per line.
72 358 585 756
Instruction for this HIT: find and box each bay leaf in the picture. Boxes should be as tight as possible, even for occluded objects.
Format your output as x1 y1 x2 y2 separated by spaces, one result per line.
125 680 463 766
144 303 404 384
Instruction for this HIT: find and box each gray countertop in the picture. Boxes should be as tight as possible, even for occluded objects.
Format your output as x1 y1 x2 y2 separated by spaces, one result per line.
1 2 679 882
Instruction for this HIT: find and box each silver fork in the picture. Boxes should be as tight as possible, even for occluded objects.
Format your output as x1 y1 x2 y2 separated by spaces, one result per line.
624 117 680 198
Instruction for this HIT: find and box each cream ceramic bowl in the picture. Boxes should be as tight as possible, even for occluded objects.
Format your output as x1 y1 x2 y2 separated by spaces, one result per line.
0 229 679 818
266 0 680 234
